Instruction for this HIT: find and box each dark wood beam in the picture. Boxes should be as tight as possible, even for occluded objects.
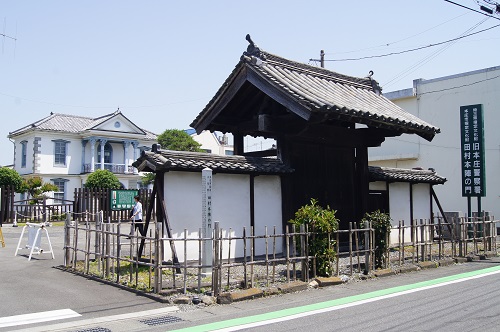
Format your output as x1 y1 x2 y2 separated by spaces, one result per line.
247 69 311 121
195 66 248 132
243 149 277 157
355 146 369 221
233 133 244 155
295 125 391 148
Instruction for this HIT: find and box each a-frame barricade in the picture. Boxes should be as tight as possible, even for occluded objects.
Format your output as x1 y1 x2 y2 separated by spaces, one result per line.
15 222 55 261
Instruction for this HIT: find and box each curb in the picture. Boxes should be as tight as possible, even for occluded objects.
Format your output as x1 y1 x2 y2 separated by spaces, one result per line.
217 288 264 304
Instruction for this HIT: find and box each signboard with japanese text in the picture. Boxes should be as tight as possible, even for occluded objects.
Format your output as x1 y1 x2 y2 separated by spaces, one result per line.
201 168 213 272
110 189 138 210
460 104 485 197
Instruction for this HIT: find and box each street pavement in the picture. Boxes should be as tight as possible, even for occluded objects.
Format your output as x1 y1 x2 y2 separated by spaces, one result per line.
1 224 500 332
0 224 172 331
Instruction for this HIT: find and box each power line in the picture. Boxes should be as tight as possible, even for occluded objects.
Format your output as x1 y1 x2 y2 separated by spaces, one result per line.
319 22 500 62
444 0 500 19
383 17 490 88
419 73 500 95
323 13 468 56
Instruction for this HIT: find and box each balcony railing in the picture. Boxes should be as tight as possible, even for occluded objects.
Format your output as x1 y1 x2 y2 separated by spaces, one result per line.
83 163 136 174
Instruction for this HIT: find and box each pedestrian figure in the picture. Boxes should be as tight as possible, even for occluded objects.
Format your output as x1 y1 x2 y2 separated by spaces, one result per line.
130 195 144 237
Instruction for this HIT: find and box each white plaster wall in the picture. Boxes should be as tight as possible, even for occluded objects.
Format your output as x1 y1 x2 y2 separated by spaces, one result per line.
14 136 33 175
412 184 431 221
192 131 221 154
162 171 284 262
192 130 233 156
163 172 251 261
387 182 433 245
254 175 283 256
34 134 81 175
388 182 411 226
388 182 411 244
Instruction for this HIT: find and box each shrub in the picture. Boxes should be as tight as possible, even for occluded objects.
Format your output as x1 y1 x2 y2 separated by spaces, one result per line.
0 167 23 191
361 210 392 269
85 169 121 189
289 198 339 277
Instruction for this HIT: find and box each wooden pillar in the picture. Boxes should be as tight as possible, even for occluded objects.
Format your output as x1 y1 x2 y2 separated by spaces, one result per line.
250 174 255 229
233 133 244 155
355 146 369 221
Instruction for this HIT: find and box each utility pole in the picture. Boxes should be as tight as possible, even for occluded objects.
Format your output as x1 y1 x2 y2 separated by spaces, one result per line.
309 50 326 68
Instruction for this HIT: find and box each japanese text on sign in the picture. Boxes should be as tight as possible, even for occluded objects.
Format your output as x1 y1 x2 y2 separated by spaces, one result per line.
460 105 485 197
110 189 138 210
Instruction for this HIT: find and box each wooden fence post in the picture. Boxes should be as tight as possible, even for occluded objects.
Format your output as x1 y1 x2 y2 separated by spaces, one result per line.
64 213 71 267
212 221 220 297
364 222 371 274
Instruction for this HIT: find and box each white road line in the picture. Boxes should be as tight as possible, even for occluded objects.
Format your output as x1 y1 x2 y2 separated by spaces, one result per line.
24 306 179 332
0 309 81 328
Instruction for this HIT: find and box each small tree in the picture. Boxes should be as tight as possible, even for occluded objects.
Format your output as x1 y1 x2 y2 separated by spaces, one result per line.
85 169 122 189
140 172 155 187
157 129 203 152
0 167 23 191
361 210 392 269
19 176 58 204
289 198 339 277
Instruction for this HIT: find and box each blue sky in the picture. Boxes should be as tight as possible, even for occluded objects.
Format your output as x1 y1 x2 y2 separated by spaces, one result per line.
1 0 499 165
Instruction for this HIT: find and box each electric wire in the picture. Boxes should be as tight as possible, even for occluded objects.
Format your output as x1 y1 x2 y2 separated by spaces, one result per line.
324 13 468 56
322 22 499 62
444 0 500 20
383 17 490 88
419 73 500 95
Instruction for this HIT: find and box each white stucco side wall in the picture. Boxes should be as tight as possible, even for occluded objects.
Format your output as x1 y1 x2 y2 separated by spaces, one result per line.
254 175 283 256
388 182 411 244
162 171 283 261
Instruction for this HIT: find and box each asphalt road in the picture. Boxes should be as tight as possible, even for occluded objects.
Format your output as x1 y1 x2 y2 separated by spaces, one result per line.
1 225 500 332
0 224 168 331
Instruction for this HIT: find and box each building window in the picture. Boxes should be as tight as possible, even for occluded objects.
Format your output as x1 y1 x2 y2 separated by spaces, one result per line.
20 141 27 168
225 150 234 156
97 143 113 164
52 178 66 201
53 140 69 166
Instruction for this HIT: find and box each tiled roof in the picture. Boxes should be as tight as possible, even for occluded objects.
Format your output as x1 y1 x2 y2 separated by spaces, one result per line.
133 146 445 184
9 112 157 140
132 147 293 175
369 166 446 184
191 37 440 141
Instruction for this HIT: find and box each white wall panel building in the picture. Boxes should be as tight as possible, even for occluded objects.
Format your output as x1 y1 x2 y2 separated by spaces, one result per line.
370 66 500 219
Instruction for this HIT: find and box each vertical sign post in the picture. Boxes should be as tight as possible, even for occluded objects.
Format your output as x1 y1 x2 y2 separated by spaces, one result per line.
460 104 486 223
201 168 213 273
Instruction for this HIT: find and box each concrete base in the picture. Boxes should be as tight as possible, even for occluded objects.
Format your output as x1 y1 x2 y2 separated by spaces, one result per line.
438 259 455 267
374 269 396 278
217 288 264 304
314 277 344 287
278 281 309 293
417 261 438 269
